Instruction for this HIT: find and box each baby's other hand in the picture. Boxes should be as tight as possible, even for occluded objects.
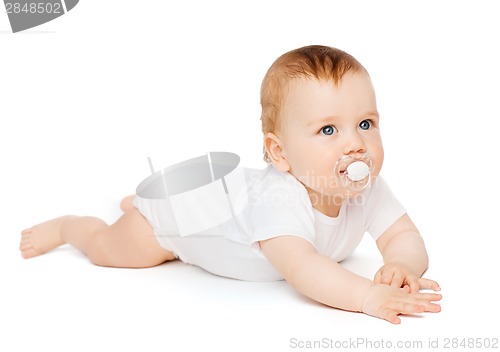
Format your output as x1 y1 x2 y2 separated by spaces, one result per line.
361 283 442 324
374 263 441 293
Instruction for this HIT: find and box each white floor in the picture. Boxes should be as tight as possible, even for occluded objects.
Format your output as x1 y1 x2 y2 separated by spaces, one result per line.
2 198 498 351
2 1 500 351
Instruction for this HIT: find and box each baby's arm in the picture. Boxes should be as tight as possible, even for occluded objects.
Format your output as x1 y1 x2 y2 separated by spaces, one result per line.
374 214 441 292
260 235 441 324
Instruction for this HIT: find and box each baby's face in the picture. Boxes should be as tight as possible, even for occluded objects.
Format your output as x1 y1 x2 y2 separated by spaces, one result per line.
278 72 384 199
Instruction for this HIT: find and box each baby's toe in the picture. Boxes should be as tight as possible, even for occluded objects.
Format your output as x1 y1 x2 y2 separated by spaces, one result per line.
19 231 39 258
19 237 33 251
21 247 40 259
21 228 32 236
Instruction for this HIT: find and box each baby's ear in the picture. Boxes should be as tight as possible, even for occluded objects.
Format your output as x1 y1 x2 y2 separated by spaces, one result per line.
264 133 290 172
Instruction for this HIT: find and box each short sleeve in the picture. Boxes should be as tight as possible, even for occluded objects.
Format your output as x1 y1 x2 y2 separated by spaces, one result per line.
246 167 316 257
363 176 407 240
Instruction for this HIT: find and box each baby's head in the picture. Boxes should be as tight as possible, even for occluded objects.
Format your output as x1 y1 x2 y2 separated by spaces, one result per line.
260 45 384 203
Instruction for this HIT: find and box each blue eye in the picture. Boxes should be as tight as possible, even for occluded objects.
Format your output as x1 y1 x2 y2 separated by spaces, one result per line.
320 125 336 135
359 120 371 130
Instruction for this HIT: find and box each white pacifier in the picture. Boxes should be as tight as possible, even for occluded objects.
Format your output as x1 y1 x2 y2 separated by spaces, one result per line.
334 154 373 191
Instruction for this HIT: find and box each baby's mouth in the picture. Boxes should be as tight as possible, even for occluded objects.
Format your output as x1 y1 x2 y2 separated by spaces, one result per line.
345 160 370 181
334 154 373 191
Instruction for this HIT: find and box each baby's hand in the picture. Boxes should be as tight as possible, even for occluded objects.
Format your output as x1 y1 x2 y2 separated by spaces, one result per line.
374 263 441 293
361 283 442 324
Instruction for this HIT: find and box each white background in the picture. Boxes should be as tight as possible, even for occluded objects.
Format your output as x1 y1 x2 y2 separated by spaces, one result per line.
1 1 499 351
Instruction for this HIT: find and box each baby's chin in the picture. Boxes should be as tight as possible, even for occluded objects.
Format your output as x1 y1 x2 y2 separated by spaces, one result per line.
315 181 374 199
305 186 349 200
300 176 373 200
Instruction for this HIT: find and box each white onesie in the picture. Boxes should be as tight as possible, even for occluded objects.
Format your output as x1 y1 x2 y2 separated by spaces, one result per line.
133 165 406 281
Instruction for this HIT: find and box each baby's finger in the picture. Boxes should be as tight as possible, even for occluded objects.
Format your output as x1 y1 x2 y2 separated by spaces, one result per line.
406 277 420 293
418 278 441 291
397 296 440 314
380 308 401 324
381 271 395 285
383 301 428 324
412 299 441 313
373 270 382 284
390 272 405 288
412 292 442 305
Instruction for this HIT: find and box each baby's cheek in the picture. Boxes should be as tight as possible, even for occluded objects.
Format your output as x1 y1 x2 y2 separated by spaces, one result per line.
293 168 327 192
371 145 384 174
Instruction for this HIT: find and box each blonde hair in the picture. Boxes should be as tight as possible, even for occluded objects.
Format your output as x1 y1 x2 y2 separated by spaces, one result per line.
260 45 366 163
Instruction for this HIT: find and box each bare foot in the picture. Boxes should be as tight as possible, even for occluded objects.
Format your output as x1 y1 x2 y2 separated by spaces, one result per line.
20 216 77 259
120 195 135 212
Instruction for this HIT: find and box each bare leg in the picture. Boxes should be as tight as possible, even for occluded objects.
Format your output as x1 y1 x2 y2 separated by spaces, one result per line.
20 209 176 268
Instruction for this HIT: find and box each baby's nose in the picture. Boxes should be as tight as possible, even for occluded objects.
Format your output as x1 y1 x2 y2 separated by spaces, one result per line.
342 131 366 156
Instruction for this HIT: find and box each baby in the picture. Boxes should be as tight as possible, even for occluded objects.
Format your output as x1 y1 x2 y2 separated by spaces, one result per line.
20 45 442 324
